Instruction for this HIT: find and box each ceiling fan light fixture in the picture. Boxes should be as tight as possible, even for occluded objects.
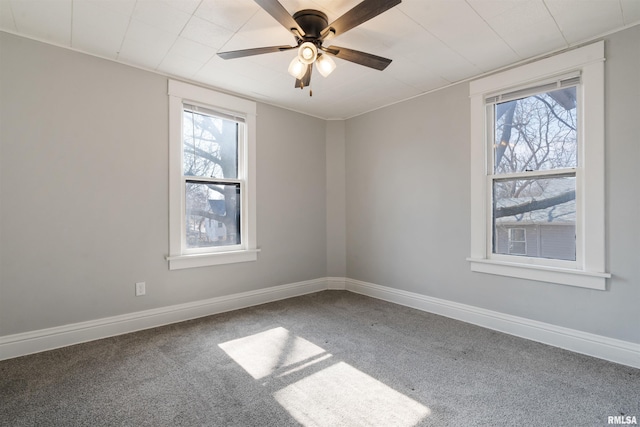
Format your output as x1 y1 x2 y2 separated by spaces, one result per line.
217 0 400 90
315 54 336 77
298 41 317 64
288 57 307 79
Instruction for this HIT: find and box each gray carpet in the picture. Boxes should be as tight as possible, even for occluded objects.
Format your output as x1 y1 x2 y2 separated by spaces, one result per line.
1 291 638 426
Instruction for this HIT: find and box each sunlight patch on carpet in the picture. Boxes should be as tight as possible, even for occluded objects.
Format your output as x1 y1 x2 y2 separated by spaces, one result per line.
218 327 326 379
220 327 430 426
274 361 430 427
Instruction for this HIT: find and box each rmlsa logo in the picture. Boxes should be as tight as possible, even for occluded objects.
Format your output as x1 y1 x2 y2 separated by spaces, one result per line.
608 415 638 425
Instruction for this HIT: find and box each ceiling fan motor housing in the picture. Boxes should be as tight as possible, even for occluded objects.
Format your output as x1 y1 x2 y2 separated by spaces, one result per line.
293 10 329 42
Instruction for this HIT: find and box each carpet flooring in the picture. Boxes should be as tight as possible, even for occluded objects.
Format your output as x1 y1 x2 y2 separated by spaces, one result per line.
1 290 638 426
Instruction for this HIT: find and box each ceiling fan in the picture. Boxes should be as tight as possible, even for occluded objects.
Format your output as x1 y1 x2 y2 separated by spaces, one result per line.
217 0 402 91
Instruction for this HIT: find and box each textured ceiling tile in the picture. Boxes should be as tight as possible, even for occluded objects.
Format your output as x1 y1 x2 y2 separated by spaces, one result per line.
545 0 624 43
72 1 131 59
167 37 217 63
161 0 201 15
195 56 272 96
225 7 293 44
465 0 526 19
620 0 640 25
117 19 177 69
387 55 451 92
133 0 192 35
157 53 205 78
10 0 72 46
78 0 136 17
0 1 17 32
181 15 235 49
195 0 260 32
158 37 216 78
473 0 566 58
398 0 469 35
392 32 481 83
399 0 519 71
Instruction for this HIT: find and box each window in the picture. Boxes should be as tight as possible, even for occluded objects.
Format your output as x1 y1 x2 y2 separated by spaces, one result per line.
507 228 527 256
167 80 258 270
468 42 609 290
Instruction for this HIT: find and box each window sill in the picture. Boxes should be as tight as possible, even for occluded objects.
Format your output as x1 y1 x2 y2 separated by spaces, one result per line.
467 258 610 290
167 249 260 270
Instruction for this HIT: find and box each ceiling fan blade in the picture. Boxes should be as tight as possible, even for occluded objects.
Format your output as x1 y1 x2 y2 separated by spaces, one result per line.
321 45 392 70
322 0 401 38
254 0 306 36
217 45 296 59
295 64 313 88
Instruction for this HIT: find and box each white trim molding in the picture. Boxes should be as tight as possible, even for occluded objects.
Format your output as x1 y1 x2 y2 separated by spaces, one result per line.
345 278 640 369
326 277 347 290
2 277 637 370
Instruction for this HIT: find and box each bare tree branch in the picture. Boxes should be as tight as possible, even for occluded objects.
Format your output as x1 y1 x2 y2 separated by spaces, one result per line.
184 144 222 168
495 190 575 219
187 209 226 223
534 95 576 131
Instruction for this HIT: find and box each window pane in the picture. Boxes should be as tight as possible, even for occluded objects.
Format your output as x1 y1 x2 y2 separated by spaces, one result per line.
494 87 577 174
185 181 240 248
183 110 239 179
509 241 526 255
509 228 525 242
493 176 575 261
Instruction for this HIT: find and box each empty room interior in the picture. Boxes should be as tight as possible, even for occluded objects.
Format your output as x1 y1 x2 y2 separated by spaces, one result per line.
1 0 639 426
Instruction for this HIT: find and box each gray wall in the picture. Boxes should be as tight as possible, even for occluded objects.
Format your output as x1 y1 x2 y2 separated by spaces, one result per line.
0 33 327 336
326 120 346 277
345 25 640 344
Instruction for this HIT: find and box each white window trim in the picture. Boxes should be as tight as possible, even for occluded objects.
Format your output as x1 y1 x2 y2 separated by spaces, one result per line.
166 80 258 270
468 41 610 290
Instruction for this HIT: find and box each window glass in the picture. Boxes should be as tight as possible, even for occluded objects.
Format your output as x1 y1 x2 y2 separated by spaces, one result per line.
183 109 238 179
493 176 576 261
490 85 578 263
185 182 241 249
182 107 243 252
494 87 577 174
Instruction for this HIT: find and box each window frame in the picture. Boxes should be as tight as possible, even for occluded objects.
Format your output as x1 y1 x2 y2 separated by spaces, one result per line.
166 80 258 270
468 41 610 290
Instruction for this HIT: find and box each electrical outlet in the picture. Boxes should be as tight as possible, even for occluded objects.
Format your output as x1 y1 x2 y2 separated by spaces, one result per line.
135 282 146 296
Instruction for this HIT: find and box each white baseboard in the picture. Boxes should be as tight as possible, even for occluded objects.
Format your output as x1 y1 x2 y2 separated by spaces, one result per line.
345 278 640 369
326 277 347 290
2 276 639 370
0 278 328 361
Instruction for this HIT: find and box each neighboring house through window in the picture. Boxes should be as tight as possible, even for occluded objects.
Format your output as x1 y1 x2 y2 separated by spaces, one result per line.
468 41 609 290
166 80 258 270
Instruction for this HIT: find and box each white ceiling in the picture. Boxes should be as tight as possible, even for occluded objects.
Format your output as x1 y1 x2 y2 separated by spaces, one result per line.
1 0 638 119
